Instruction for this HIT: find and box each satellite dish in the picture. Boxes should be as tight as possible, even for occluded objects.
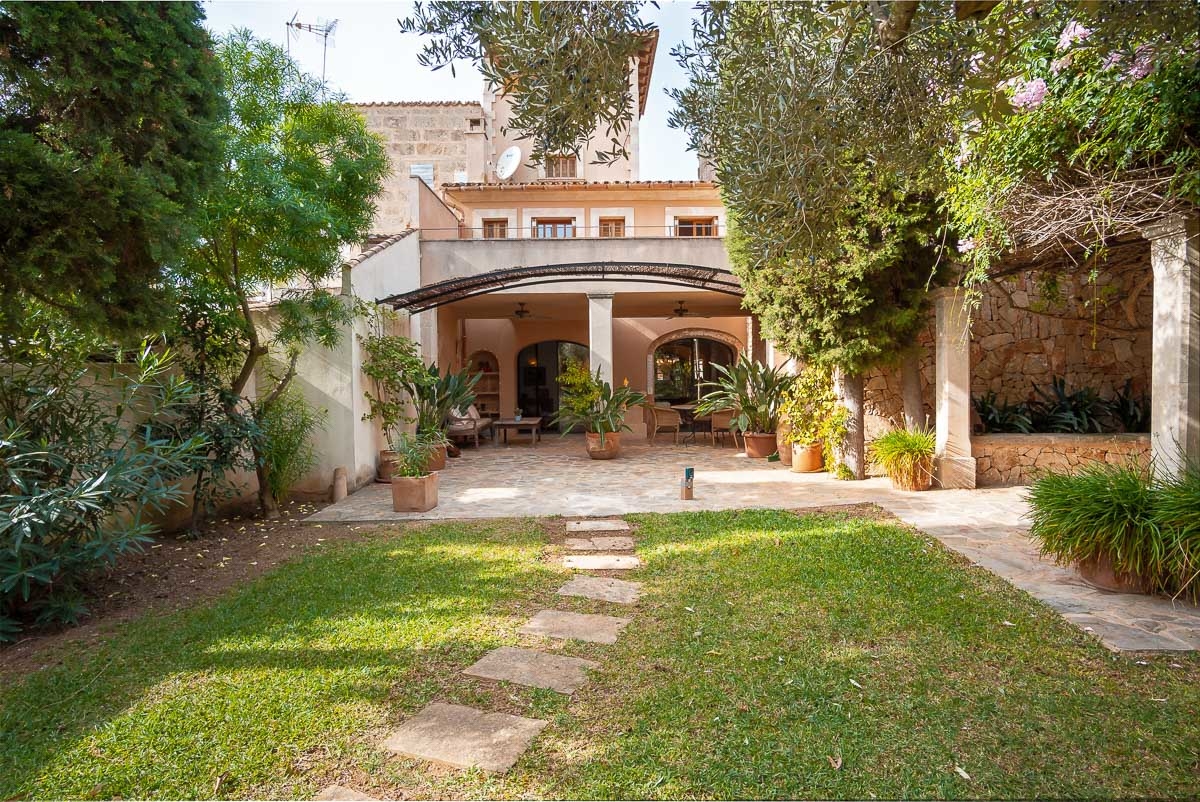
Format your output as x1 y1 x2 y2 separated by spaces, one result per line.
495 146 521 181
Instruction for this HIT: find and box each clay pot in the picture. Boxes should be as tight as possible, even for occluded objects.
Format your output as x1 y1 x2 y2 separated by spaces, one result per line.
377 449 397 483
790 442 824 473
743 432 778 459
1077 554 1152 594
424 444 447 472
776 422 793 467
888 457 934 491
585 432 621 460
391 472 439 512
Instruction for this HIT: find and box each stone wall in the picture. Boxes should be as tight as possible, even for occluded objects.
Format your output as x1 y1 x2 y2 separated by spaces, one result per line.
863 238 1152 436
973 433 1150 486
354 101 482 234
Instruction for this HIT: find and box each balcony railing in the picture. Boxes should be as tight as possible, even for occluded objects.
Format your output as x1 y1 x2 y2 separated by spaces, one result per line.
420 223 727 241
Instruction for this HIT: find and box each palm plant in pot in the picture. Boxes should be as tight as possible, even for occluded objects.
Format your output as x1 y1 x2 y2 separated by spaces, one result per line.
552 360 647 459
869 426 936 490
411 365 480 469
779 365 846 473
696 355 795 459
388 431 440 512
360 330 428 482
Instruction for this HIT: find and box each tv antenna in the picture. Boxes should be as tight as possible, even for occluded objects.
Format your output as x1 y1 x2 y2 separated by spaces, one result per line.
285 12 339 88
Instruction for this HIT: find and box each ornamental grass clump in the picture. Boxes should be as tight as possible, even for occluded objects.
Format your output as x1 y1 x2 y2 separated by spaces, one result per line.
868 427 936 491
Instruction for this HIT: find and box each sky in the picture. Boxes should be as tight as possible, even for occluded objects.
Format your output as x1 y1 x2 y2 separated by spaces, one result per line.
202 1 703 180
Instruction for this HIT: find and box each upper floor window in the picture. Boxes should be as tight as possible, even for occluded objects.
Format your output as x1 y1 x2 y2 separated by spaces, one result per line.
544 155 578 179
409 162 435 187
482 219 508 239
532 218 576 239
675 216 718 237
598 217 626 238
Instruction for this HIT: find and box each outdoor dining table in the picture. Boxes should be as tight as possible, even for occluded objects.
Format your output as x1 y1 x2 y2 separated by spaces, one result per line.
670 403 702 445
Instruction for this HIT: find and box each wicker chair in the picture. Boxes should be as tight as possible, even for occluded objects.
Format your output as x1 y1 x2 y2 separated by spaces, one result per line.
708 409 739 448
446 404 494 448
643 403 682 444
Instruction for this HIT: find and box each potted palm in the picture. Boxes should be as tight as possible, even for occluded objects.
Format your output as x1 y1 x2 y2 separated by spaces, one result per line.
552 361 647 459
696 356 795 459
389 431 440 512
360 330 428 482
869 426 936 490
780 366 847 473
412 365 480 470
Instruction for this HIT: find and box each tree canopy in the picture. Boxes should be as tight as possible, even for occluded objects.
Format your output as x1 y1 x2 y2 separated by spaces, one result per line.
0 2 225 339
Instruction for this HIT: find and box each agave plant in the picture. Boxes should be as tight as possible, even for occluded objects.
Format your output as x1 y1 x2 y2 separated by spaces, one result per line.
695 355 795 434
412 365 481 443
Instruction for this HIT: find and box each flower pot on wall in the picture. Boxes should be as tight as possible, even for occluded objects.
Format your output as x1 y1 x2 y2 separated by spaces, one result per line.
424 444 447 472
391 472 439 512
585 432 621 460
377 450 397 483
791 443 824 473
776 422 793 467
888 457 934 491
1077 554 1153 594
743 432 778 459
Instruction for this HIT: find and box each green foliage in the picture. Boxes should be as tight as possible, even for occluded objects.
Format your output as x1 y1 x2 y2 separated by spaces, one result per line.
778 364 849 472
695 355 795 434
413 366 481 442
975 376 1149 434
257 388 326 502
0 345 204 638
869 426 936 486
387 431 440 479
1028 458 1200 601
973 391 1035 434
399 1 651 164
360 329 428 441
0 2 225 340
552 362 647 446
1110 379 1151 434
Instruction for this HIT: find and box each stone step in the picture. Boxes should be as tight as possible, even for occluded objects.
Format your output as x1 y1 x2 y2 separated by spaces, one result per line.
557 575 643 604
564 536 636 551
464 646 597 693
564 554 641 571
314 787 378 801
519 609 631 644
566 520 631 533
382 702 547 774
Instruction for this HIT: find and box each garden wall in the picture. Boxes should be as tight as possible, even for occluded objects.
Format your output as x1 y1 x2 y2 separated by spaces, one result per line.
863 237 1152 436
972 433 1151 486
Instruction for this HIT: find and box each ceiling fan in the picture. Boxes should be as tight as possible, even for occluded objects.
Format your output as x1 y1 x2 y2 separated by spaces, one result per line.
667 300 709 319
511 302 550 320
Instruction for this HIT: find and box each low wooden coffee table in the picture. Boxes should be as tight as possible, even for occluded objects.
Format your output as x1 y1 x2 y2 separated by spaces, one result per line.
496 417 543 446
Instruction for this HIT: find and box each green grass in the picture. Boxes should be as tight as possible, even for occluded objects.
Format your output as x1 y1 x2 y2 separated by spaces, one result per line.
2 511 1198 800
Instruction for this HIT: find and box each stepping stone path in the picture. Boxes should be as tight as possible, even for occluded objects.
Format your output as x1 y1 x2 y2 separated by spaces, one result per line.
519 609 631 644
464 645 598 693
557 575 642 604
314 787 378 801
371 519 640 786
382 702 548 773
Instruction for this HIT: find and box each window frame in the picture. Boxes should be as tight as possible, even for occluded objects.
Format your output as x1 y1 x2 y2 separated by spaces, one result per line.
598 217 626 238
531 217 577 239
481 218 509 239
543 155 578 180
674 216 718 237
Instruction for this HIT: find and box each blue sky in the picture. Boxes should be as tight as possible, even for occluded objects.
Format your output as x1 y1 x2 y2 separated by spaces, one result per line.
202 1 702 180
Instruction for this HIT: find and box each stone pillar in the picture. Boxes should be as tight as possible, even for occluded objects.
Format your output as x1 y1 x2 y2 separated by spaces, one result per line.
414 308 438 365
932 287 976 489
587 293 615 385
1143 214 1200 477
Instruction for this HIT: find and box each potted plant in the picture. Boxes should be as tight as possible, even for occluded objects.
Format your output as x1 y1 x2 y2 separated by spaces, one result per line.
779 365 846 473
869 426 936 490
411 364 481 471
696 356 795 459
389 431 440 512
552 361 647 459
360 329 428 482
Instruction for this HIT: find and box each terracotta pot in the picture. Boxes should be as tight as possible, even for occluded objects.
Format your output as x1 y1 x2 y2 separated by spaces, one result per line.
776 423 793 467
377 449 397 483
391 472 439 512
743 432 778 459
424 444 447 472
585 432 621 460
888 457 934 491
790 442 825 473
1077 554 1152 594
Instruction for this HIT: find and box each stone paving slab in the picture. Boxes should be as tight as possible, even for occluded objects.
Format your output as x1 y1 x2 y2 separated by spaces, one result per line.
567 519 631 532
382 702 547 774
557 575 643 604
564 554 641 570
464 646 598 693
314 786 378 801
519 609 631 644
564 536 636 551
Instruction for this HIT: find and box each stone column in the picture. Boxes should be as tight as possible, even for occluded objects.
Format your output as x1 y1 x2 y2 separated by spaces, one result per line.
414 308 438 365
587 293 615 385
1143 214 1200 477
932 287 976 489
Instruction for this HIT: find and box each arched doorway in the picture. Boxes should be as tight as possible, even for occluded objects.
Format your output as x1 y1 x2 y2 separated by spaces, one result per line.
516 340 589 428
651 335 739 405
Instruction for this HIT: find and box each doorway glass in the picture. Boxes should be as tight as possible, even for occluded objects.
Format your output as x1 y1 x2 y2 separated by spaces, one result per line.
516 340 589 428
653 337 737 405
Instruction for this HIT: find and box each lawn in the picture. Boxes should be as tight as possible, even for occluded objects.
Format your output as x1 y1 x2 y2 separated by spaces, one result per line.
1 509 1197 800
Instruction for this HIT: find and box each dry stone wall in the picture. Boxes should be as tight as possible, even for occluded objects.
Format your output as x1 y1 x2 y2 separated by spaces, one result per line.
354 101 482 234
973 433 1150 486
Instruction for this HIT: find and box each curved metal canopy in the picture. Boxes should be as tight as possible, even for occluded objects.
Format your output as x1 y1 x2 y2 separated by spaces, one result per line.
379 261 743 312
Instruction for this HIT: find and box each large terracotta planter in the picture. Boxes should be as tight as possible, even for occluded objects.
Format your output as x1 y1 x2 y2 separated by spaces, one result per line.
776 422 793 467
743 432 778 459
424 444 447 472
887 457 934 491
790 442 824 473
391 472 439 512
1077 554 1152 594
377 449 397 483
585 432 621 460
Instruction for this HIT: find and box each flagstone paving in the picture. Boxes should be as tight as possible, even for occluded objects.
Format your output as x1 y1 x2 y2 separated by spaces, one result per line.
557 575 643 604
564 536 636 551
566 519 632 532
564 554 641 571
464 646 599 694
313 786 378 801
381 702 548 773
519 609 632 644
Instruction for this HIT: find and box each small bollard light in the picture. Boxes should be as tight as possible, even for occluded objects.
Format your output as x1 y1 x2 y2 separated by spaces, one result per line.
681 466 695 500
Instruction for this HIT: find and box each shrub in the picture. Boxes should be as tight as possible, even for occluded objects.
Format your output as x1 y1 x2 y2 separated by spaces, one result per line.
1153 458 1200 598
257 389 326 503
869 427 936 489
552 361 647 446
387 431 440 478
0 345 204 638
